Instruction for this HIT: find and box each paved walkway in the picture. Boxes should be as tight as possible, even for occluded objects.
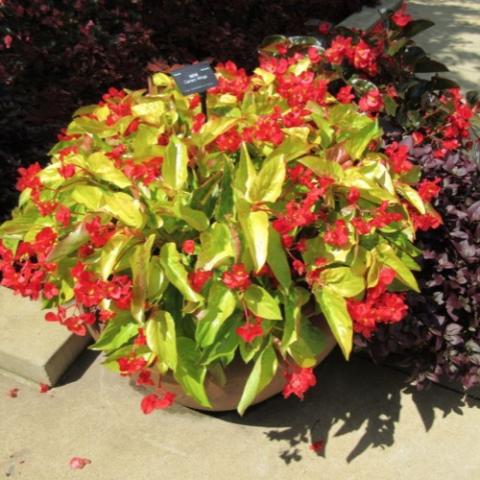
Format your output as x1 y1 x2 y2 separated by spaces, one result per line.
1 350 479 480
1 2 480 479
409 0 480 92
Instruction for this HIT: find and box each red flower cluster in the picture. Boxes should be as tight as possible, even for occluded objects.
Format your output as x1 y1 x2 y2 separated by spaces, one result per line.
410 210 443 231
325 35 379 76
324 219 349 247
418 178 442 202
45 305 96 336
209 61 250 100
222 264 251 290
122 156 163 186
188 270 213 293
282 366 317 400
385 142 413 174
391 3 412 28
85 216 115 248
347 268 408 338
359 88 384 114
215 128 242 152
236 317 263 343
141 392 176 414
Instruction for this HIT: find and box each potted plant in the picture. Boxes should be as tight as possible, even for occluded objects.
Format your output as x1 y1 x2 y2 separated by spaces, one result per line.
0 22 442 414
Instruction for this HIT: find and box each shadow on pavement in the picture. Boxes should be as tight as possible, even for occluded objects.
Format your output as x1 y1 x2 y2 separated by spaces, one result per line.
210 349 479 464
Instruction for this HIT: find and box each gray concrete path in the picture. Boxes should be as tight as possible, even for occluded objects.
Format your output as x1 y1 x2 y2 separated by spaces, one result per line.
409 0 480 92
1 350 479 480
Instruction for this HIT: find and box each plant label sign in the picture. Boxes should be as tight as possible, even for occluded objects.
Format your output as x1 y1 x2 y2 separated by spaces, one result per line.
171 63 218 96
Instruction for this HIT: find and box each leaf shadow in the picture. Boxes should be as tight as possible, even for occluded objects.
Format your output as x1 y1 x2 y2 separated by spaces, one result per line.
208 349 479 464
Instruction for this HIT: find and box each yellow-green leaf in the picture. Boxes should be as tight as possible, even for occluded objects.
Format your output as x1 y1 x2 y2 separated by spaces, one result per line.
145 310 177 370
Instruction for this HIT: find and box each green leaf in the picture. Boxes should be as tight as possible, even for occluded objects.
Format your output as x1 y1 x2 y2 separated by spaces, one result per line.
344 120 381 160
201 314 242 365
85 152 132 188
163 135 189 190
132 99 165 117
104 192 145 228
71 184 105 210
233 143 256 201
198 117 238 146
298 155 344 180
195 283 237 347
216 160 235 220
320 267 365 298
376 242 420 292
160 243 203 303
312 113 334 147
267 226 292 289
148 257 168 302
414 58 449 73
401 19 434 38
314 286 352 360
145 310 177 370
268 135 312 162
239 209 269 272
396 183 426 214
99 232 134 280
47 223 90 262
237 343 278 415
288 317 327 367
281 287 309 352
196 222 235 270
90 313 139 352
129 235 155 323
244 285 282 320
174 200 210 231
251 154 286 203
174 337 211 408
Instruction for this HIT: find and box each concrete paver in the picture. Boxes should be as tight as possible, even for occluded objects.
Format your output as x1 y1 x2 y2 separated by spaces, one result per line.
0 287 89 386
0 349 478 480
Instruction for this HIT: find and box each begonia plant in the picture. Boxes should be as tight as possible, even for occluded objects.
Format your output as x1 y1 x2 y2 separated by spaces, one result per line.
259 2 480 390
0 35 441 413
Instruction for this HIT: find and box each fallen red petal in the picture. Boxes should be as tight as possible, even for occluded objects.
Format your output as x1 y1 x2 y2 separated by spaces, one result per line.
69 457 92 470
8 388 19 398
310 440 325 452
39 383 50 393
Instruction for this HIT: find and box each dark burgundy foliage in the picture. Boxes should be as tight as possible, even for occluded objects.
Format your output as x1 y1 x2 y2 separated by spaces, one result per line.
362 145 480 390
0 0 377 221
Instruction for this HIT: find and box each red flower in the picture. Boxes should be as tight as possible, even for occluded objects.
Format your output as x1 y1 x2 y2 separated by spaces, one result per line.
55 205 71 227
182 240 196 255
282 367 317 400
337 85 355 104
347 187 360 204
412 131 424 146
391 4 412 27
370 202 404 229
359 89 384 114
236 319 264 343
192 113 206 133
58 163 76 179
352 217 372 235
324 219 349 247
411 211 442 231
85 216 115 248
318 22 331 36
43 282 59 300
325 36 353 65
118 356 147 376
215 128 242 152
141 392 176 414
384 142 413 174
222 264 251 290
136 370 154 386
418 178 442 202
125 118 141 135
69 457 92 470
39 383 50 393
4 34 13 49
353 39 378 75
292 259 305 276
16 163 42 192
188 270 213 293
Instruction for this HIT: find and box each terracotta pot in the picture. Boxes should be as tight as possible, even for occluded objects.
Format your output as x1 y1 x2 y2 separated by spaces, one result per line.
135 316 337 412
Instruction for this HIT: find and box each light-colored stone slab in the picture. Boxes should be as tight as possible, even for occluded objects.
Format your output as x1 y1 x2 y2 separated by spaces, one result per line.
0 350 478 479
339 0 403 30
0 287 89 386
